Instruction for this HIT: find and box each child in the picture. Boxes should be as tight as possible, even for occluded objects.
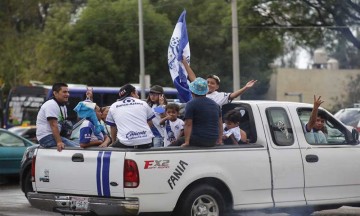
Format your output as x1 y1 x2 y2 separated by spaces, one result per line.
160 103 184 147
147 85 168 147
304 95 327 144
74 101 111 148
223 109 248 145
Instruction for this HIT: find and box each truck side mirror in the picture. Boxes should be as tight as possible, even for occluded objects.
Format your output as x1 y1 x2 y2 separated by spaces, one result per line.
352 128 359 144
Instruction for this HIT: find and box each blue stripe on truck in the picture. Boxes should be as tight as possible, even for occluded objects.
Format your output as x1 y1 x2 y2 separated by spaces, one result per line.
102 151 112 197
96 151 103 196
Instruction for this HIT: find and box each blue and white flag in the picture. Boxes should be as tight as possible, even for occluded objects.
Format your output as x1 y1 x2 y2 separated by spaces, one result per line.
168 10 192 103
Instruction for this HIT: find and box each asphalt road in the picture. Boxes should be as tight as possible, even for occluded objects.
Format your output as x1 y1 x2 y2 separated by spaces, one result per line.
1 176 360 216
0 177 58 216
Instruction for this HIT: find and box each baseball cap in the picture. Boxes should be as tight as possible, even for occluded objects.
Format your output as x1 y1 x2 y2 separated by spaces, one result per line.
150 85 164 94
119 84 136 100
189 77 209 96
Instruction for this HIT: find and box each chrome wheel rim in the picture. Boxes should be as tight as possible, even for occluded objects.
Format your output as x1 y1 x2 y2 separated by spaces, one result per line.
191 194 219 216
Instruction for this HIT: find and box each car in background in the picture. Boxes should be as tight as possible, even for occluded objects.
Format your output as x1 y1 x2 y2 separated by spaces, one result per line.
8 125 38 143
334 108 360 132
0 128 35 177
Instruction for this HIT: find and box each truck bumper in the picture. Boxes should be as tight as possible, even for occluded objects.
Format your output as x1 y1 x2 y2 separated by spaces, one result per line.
28 192 139 215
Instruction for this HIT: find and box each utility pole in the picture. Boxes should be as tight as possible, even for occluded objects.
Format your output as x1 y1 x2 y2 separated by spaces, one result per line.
231 0 240 98
138 0 146 99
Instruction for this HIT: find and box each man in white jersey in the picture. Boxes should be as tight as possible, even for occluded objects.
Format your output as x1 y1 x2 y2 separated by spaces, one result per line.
182 58 257 106
36 83 78 152
106 84 155 148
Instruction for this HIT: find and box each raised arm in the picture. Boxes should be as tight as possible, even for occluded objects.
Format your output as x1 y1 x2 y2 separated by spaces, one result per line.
306 95 324 132
229 80 257 100
182 58 196 82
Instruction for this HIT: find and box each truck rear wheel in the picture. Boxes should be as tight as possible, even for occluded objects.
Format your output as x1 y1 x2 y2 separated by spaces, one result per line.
175 184 225 216
23 171 34 198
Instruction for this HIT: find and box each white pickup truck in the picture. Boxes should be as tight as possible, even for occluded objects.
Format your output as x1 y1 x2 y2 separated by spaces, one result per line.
27 101 360 216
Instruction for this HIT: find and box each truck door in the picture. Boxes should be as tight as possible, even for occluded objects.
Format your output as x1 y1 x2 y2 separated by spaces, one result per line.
257 104 306 207
35 149 126 197
293 107 360 205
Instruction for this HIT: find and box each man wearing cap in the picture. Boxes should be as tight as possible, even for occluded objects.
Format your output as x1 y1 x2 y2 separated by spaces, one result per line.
181 77 222 147
106 84 155 148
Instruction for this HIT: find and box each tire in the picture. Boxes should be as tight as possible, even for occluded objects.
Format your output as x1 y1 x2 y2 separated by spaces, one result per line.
23 171 34 198
175 184 225 216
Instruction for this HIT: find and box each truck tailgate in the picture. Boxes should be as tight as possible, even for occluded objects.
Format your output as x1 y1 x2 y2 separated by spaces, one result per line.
34 149 125 197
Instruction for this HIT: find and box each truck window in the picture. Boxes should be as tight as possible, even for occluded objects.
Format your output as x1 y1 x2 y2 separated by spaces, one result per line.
266 107 294 146
297 108 348 145
222 103 257 143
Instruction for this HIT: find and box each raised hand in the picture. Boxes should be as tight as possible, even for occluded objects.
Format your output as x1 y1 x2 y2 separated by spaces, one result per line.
313 95 324 108
245 80 257 88
159 94 165 105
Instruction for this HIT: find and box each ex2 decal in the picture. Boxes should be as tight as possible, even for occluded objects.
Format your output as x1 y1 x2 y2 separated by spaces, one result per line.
144 160 170 169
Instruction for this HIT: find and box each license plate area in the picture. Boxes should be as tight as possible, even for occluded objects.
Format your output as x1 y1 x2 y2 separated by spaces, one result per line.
70 196 89 211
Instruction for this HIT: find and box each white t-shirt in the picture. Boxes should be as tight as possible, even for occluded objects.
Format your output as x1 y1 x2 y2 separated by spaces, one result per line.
206 91 231 106
223 123 241 142
163 118 184 147
106 97 155 146
36 99 67 140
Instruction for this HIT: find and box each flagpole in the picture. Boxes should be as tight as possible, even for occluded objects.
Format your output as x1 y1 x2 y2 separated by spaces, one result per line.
231 0 240 99
138 0 146 99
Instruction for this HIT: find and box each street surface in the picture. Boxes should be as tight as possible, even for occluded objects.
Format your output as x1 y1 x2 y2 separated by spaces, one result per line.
0 177 57 216
1 177 360 216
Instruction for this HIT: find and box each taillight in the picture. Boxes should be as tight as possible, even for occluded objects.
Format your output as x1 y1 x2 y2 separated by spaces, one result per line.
124 159 139 188
31 155 36 182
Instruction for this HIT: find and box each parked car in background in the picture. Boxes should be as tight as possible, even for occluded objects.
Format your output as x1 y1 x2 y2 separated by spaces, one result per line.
0 128 35 176
334 108 360 132
8 125 38 143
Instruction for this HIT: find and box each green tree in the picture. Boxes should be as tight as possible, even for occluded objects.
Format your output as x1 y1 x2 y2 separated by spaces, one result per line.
0 0 79 92
1 0 284 100
253 0 360 68
332 74 360 111
0 0 46 91
151 0 283 98
39 0 172 86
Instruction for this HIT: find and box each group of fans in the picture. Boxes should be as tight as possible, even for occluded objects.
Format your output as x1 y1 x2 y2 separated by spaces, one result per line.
35 81 327 152
36 62 259 151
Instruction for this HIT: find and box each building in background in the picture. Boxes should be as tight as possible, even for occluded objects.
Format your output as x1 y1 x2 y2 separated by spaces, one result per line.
265 68 360 111
266 48 360 112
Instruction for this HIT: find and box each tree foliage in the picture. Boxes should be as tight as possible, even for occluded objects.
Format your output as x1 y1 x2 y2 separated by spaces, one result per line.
0 0 284 99
151 0 282 98
254 0 360 68
38 0 173 86
331 74 360 111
